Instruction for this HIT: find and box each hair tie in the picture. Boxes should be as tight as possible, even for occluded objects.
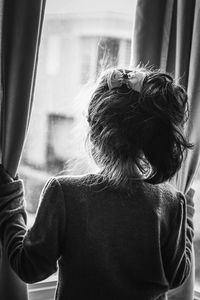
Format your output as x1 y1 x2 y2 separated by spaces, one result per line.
107 69 146 92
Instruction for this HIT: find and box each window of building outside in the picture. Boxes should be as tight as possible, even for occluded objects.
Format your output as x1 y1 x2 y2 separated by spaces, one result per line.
46 114 75 172
18 0 200 298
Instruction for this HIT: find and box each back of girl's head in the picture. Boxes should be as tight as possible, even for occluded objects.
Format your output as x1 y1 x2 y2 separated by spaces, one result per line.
87 66 193 187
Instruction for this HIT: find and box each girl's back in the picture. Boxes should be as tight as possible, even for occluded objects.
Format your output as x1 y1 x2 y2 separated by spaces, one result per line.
49 173 192 300
0 67 194 300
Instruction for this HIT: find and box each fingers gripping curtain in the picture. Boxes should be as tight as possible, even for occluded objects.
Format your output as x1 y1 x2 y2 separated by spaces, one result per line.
131 0 200 299
0 1 46 299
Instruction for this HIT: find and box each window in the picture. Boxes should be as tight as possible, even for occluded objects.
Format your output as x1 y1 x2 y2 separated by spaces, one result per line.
46 35 61 75
80 36 131 84
18 0 200 298
47 114 74 172
80 37 98 84
20 0 135 222
96 37 119 74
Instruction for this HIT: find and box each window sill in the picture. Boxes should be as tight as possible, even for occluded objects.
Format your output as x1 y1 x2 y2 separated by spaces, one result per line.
28 274 57 300
28 280 200 300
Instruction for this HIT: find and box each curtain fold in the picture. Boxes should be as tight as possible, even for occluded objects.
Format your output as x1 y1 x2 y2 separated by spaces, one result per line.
0 1 46 299
131 0 200 299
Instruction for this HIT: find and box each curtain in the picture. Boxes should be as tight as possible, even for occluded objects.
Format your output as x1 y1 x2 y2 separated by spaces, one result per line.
0 1 46 299
131 0 200 299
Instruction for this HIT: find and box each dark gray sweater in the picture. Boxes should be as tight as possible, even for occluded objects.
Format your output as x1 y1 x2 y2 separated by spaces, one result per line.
0 174 194 300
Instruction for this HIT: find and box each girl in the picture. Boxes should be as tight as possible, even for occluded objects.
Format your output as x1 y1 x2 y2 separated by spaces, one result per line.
0 67 195 300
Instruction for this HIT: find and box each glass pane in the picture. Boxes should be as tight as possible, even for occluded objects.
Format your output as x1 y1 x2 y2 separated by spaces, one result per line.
19 0 136 219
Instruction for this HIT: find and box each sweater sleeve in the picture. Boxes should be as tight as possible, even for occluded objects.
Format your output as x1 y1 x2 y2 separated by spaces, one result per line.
0 177 66 284
162 190 194 289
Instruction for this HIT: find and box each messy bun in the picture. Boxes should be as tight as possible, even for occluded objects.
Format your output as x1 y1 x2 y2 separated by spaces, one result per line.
87 67 193 187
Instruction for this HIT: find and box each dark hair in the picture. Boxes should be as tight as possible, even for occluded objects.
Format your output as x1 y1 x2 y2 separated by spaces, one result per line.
87 67 193 186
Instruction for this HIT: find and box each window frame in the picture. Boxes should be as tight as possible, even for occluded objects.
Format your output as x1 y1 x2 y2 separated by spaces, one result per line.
24 0 200 298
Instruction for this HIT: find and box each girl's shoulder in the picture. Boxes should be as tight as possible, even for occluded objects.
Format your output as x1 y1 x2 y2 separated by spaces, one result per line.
141 180 185 212
55 173 99 185
54 174 183 195
52 173 103 192
160 182 184 204
50 174 185 211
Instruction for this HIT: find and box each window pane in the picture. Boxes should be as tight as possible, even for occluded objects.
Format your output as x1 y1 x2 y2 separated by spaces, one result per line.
17 0 200 294
20 0 136 216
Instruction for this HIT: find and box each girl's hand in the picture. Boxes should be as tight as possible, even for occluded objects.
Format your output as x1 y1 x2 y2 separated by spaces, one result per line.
0 164 14 185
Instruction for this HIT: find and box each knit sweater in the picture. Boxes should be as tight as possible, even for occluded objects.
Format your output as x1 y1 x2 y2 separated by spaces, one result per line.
0 173 194 300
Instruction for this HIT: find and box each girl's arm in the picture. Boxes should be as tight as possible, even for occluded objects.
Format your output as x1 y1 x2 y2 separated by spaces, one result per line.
0 168 66 284
162 189 194 289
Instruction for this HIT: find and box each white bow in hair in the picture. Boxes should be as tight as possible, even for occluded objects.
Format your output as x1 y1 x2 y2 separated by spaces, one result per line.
107 69 146 92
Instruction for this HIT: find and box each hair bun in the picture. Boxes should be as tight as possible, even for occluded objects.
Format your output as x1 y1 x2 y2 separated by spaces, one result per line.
140 72 188 126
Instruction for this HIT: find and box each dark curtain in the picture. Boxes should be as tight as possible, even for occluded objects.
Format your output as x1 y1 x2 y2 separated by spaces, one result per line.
0 1 46 299
131 0 200 299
